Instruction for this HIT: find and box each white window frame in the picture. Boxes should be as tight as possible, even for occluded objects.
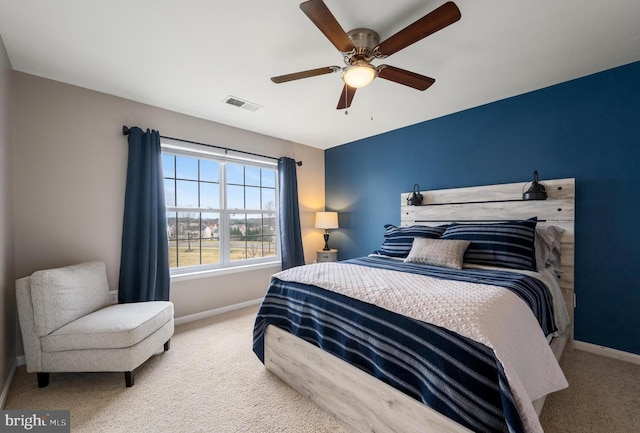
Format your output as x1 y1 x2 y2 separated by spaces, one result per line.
161 139 281 278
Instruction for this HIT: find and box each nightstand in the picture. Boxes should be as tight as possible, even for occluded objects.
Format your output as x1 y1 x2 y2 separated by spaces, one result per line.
317 249 338 263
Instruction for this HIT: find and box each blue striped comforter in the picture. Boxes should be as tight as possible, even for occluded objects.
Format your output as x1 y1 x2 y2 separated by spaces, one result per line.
253 256 558 433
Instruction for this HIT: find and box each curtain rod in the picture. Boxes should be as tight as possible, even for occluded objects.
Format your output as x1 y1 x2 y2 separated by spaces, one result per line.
122 125 302 166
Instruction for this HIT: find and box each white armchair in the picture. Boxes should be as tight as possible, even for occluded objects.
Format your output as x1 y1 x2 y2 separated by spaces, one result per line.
16 261 174 387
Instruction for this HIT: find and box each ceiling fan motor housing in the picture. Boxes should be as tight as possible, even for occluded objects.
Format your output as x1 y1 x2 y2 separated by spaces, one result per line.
345 28 380 63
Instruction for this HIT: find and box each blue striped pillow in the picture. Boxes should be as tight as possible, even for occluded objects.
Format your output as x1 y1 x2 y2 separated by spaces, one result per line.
441 218 538 271
375 224 447 258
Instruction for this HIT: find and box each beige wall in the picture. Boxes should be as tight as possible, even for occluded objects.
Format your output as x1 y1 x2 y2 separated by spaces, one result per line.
0 35 16 404
12 72 326 321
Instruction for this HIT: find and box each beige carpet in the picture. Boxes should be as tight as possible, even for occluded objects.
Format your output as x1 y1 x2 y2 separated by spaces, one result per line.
540 345 640 432
5 306 639 432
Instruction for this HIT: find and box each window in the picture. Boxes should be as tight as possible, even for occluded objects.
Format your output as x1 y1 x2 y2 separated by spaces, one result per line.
162 146 279 274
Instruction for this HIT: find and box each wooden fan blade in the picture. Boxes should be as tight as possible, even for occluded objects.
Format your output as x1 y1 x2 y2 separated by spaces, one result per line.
300 0 355 53
376 2 461 57
336 84 356 109
377 65 435 91
271 66 340 83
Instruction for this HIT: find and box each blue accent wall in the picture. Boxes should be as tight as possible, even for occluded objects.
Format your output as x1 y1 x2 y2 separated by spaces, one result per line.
325 61 640 356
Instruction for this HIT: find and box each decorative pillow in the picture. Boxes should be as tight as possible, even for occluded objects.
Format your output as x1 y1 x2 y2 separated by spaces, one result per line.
375 224 447 258
404 238 471 269
535 225 564 271
441 218 538 271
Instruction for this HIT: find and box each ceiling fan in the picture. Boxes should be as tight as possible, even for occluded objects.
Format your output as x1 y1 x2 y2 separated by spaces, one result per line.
271 0 461 110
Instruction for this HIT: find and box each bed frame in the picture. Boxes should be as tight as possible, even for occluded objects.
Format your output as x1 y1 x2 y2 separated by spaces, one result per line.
264 177 575 433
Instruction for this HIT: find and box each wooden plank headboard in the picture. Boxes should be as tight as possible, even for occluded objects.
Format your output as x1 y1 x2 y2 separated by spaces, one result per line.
400 178 575 343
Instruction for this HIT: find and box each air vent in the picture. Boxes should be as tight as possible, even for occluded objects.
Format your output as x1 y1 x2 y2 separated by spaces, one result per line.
222 96 262 112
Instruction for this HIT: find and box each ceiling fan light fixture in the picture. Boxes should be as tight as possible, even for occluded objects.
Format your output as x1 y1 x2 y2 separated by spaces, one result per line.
342 61 377 88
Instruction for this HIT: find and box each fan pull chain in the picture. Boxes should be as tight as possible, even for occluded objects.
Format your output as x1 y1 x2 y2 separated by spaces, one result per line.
344 87 349 115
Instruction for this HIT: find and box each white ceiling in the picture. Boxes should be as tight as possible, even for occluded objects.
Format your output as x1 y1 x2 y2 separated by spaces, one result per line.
1 0 639 150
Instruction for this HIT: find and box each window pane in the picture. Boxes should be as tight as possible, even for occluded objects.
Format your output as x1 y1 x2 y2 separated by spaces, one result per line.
261 188 275 210
200 160 219 182
246 187 260 209
229 213 247 261
164 179 176 207
227 185 244 209
176 212 200 239
261 169 276 188
168 239 178 268
176 180 199 207
176 212 201 267
162 154 175 178
246 213 262 259
201 212 220 265
245 166 261 186
228 213 277 261
263 235 277 258
200 182 219 208
263 213 277 236
227 163 244 184
176 155 198 180
167 212 178 268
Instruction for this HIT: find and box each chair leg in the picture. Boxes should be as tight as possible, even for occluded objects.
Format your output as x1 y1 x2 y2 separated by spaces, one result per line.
37 372 50 388
164 339 170 351
124 371 134 387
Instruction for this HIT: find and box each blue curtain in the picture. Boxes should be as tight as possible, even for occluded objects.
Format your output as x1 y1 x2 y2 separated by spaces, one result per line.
278 157 305 269
118 127 170 302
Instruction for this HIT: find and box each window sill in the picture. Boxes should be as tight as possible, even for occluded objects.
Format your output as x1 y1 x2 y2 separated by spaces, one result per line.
170 261 282 282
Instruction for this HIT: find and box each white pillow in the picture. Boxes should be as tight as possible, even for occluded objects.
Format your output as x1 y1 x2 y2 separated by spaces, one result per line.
404 238 471 269
535 225 565 272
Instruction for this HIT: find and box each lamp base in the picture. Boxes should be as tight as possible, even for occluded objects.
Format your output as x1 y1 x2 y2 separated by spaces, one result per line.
323 232 330 251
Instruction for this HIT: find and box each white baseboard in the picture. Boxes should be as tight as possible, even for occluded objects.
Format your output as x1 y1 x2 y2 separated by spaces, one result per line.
174 298 262 325
0 358 17 409
574 340 640 366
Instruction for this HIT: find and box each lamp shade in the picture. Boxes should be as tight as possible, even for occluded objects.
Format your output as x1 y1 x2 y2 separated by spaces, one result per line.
315 212 339 229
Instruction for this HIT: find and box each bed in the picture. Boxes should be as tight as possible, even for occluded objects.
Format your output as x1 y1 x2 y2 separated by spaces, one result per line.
253 178 575 433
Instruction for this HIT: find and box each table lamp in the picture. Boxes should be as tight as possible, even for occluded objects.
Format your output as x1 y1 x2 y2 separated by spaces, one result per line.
315 212 339 251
